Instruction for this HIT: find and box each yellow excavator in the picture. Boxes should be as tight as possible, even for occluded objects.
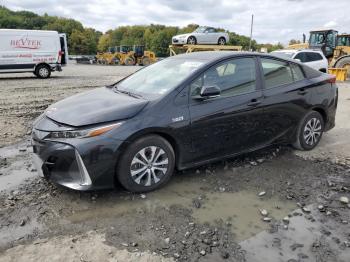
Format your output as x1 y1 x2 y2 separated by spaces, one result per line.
288 29 350 74
96 45 156 66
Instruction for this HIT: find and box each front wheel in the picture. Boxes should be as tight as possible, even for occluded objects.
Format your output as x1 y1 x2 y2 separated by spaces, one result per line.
293 111 324 151
116 135 175 193
187 36 197 45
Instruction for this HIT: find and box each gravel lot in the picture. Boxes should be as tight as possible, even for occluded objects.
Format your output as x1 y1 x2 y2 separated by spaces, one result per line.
0 64 350 262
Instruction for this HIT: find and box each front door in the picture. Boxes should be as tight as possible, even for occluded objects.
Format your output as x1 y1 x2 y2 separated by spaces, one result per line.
187 57 267 164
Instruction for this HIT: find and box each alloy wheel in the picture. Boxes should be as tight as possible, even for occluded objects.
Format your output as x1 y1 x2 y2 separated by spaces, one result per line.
303 117 322 146
130 146 169 187
218 38 226 45
39 67 49 78
188 37 196 45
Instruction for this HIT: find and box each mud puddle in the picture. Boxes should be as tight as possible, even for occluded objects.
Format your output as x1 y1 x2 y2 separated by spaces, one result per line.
0 140 38 192
67 176 295 241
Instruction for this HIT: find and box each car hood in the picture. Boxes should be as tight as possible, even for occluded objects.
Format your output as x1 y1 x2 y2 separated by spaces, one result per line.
45 87 148 127
173 33 190 38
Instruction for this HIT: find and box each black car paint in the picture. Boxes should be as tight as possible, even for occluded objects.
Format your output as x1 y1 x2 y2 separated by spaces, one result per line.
45 87 149 127
32 52 338 190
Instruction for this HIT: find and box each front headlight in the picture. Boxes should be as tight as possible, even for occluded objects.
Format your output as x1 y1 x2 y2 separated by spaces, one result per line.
45 122 123 140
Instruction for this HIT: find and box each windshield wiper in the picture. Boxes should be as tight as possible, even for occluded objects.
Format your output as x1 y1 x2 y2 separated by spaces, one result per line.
113 86 143 99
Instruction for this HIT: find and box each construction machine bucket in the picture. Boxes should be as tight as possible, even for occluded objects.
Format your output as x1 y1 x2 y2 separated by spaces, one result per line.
328 68 348 81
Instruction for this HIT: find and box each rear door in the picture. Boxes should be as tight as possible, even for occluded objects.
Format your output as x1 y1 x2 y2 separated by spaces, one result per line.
59 33 68 65
187 56 267 164
259 57 311 144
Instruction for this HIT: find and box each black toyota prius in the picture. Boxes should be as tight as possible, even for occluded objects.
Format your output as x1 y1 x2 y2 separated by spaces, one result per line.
32 51 338 192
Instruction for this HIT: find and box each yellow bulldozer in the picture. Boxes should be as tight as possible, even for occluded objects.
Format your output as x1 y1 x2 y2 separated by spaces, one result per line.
288 29 350 75
96 45 156 66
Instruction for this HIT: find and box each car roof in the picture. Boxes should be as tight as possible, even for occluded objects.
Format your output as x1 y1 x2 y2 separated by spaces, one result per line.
272 49 323 54
170 51 301 62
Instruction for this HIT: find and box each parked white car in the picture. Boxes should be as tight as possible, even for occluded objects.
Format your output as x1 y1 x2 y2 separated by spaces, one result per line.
0 29 68 78
271 49 328 73
172 26 229 45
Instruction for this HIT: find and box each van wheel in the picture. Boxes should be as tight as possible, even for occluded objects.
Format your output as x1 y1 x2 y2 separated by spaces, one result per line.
35 64 51 79
116 135 175 193
293 111 324 151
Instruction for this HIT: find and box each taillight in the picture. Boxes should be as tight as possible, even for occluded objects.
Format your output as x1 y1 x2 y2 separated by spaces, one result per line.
327 76 336 84
58 50 63 63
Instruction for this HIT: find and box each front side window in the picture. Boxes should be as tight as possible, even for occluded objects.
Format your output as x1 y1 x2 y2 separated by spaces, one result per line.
261 58 293 89
194 27 206 33
190 57 256 98
206 28 216 33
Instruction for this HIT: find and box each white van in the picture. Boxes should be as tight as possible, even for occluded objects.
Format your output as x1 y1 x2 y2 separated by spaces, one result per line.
0 29 68 78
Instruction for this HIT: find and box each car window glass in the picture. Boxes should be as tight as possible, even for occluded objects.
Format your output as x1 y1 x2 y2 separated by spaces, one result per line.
305 52 323 62
291 64 305 82
207 28 215 33
190 58 256 98
294 52 306 62
261 58 294 89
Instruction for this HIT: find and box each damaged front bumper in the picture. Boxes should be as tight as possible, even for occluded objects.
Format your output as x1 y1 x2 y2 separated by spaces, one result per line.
31 128 124 191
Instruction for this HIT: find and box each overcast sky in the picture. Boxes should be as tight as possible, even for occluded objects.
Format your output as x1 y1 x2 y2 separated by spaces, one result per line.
3 0 349 44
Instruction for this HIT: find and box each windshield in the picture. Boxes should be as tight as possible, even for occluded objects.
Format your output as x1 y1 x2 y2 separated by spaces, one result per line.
271 51 294 59
310 32 326 45
194 27 206 33
338 36 350 46
116 58 205 98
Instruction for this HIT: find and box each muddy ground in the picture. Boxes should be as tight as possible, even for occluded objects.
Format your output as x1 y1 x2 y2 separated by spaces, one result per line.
0 64 350 262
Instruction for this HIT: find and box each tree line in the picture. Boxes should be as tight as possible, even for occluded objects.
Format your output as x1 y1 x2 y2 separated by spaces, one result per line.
0 6 283 56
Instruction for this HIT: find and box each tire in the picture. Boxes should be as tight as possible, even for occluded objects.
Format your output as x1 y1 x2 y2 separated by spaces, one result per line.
218 37 226 45
35 64 51 79
142 56 150 66
335 56 350 77
187 36 197 45
293 111 324 151
116 135 175 193
124 57 134 66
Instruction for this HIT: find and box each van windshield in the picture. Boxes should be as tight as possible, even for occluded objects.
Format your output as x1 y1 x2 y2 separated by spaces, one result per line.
116 58 204 98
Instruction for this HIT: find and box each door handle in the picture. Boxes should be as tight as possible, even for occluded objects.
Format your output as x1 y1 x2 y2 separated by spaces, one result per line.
298 88 308 95
247 98 261 107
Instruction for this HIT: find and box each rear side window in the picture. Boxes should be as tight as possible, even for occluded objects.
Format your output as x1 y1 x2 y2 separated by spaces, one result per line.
261 58 294 89
294 52 307 62
291 64 305 82
305 52 323 62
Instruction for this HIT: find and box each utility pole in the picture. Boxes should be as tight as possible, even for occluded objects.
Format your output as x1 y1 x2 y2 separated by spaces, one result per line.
249 14 254 51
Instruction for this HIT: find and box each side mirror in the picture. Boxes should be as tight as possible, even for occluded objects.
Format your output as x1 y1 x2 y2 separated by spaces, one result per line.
199 85 221 99
295 58 301 62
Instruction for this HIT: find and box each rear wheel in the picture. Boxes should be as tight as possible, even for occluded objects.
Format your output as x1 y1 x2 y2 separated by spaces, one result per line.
218 37 226 45
116 135 175 193
293 111 324 151
142 56 151 66
187 36 197 45
35 64 51 79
